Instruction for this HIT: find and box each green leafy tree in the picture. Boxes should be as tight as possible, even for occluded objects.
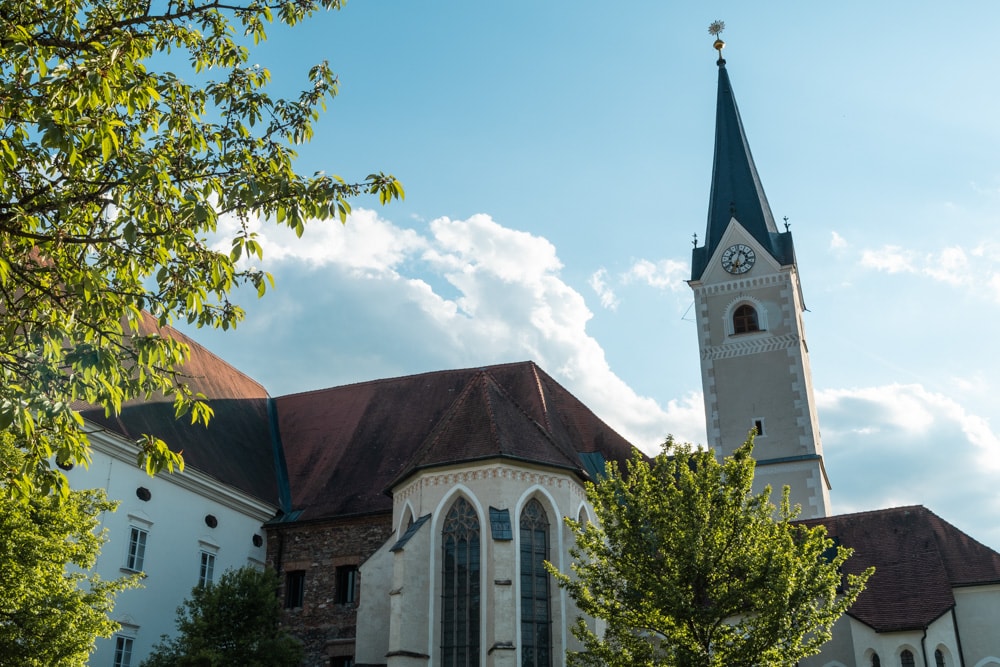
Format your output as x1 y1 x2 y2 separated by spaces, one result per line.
0 0 403 498
141 567 302 667
550 436 873 667
0 433 137 666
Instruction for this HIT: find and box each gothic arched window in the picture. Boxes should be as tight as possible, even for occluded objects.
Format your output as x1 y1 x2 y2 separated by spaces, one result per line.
733 304 760 334
442 497 481 667
935 649 946 667
900 650 915 667
871 653 881 667
520 499 551 667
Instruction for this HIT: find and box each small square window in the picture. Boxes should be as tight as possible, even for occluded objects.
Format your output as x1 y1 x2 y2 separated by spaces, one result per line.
125 527 147 572
199 551 216 586
335 565 357 604
285 570 305 609
113 636 134 667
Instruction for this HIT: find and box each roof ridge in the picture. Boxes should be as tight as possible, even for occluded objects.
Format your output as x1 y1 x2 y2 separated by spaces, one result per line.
814 504 926 522
528 362 555 434
386 370 491 487
483 365 585 468
479 368 579 466
149 314 271 397
386 369 584 491
274 360 538 400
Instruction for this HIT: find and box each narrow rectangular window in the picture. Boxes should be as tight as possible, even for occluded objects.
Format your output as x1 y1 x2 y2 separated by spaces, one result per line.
335 565 358 604
125 527 147 571
199 551 216 586
285 570 305 609
753 419 765 437
113 636 134 667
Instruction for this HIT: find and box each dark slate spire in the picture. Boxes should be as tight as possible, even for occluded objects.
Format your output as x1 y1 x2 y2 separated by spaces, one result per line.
691 39 794 280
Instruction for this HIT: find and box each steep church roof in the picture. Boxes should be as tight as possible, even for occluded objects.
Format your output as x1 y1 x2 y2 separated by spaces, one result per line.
79 313 279 506
803 505 1000 632
691 53 795 280
272 361 638 522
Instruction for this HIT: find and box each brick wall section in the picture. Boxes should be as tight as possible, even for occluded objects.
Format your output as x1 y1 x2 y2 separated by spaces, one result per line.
266 513 394 667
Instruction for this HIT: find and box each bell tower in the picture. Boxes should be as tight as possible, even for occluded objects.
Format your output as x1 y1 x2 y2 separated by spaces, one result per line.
688 29 830 519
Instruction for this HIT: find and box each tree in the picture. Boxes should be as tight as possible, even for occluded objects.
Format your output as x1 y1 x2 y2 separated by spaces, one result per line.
0 433 137 666
0 0 404 498
141 566 302 667
550 437 873 667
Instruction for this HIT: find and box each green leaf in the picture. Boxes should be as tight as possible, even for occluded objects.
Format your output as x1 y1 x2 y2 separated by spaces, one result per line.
0 0 401 506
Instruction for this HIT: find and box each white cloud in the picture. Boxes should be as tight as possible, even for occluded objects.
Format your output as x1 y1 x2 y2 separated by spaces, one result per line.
201 209 689 452
588 269 619 310
213 207 426 274
817 383 1000 549
858 242 1000 301
622 258 690 291
859 245 916 274
829 231 848 250
923 246 968 286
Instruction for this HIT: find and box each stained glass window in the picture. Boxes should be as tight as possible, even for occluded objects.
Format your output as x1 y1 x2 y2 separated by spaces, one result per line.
442 497 480 667
520 499 551 667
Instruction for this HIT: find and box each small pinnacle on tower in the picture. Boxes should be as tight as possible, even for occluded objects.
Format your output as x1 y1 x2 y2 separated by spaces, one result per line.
708 20 726 65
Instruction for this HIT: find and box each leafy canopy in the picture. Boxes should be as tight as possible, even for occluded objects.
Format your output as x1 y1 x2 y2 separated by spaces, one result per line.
0 433 138 666
0 0 403 498
550 437 873 667
141 567 303 667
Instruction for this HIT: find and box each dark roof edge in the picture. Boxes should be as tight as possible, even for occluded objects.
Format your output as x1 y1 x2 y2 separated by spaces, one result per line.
387 454 587 495
267 398 293 514
953 579 1000 589
266 507 394 528
847 604 955 634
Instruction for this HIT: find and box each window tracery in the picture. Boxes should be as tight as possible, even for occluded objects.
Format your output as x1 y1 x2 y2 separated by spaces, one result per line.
520 499 551 667
442 497 481 667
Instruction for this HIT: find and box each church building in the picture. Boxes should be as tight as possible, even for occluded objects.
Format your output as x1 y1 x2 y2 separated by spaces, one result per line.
71 36 1000 667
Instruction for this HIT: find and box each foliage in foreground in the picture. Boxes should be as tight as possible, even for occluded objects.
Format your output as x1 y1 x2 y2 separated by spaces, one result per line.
0 0 403 500
141 567 302 667
0 433 137 666
550 436 873 667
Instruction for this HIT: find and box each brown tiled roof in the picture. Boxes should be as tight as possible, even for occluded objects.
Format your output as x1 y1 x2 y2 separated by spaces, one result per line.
802 505 1000 632
273 361 637 522
79 313 278 505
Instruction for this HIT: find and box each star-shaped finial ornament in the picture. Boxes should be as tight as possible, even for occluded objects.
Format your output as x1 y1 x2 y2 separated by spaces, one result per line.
708 20 725 36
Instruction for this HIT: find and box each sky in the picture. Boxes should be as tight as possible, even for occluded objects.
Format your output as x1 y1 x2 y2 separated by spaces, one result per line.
175 2 1000 549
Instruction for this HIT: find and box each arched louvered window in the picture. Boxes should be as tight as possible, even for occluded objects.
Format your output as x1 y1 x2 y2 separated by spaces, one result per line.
520 499 551 667
442 498 481 667
935 649 945 667
733 304 760 334
900 650 915 667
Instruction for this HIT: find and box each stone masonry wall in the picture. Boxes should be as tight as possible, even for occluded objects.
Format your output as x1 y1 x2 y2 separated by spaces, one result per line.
266 513 394 667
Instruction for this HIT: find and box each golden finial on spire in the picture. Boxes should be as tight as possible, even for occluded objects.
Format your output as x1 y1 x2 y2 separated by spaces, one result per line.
708 20 726 64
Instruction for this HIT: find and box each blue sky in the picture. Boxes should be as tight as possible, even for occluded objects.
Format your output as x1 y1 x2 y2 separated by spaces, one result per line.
178 2 1000 548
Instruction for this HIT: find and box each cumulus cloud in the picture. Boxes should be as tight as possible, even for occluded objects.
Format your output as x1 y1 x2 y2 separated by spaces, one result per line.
213 208 426 274
818 383 1000 549
200 209 689 451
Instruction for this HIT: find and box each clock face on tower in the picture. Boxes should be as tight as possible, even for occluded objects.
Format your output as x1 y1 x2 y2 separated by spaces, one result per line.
721 243 756 274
